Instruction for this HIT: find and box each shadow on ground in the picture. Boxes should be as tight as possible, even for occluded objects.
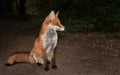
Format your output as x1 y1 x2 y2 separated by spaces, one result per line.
0 19 120 75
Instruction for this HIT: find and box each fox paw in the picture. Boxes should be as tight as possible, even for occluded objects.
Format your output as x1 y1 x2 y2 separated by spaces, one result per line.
52 65 57 69
37 63 42 66
44 67 49 71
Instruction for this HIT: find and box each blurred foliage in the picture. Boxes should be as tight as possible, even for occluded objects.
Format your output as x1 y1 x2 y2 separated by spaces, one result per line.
63 0 120 33
27 0 120 34
0 0 120 34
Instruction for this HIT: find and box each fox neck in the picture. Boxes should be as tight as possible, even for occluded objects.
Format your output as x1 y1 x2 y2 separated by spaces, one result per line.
40 23 58 37
45 25 57 38
40 23 58 52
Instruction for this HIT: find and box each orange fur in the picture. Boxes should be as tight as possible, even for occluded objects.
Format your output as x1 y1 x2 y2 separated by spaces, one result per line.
5 10 64 69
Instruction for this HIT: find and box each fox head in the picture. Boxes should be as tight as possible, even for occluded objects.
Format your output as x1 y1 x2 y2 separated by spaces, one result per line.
43 10 65 31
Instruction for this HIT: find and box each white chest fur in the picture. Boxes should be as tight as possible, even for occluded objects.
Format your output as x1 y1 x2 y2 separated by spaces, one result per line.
42 25 58 53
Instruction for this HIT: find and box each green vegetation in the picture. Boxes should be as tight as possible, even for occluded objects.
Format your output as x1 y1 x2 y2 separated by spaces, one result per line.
0 0 120 36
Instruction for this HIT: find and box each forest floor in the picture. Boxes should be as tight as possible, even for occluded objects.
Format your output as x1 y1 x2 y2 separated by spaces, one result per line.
0 18 120 75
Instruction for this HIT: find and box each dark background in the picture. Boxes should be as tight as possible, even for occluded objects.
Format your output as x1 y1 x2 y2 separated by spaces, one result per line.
0 0 120 34
0 0 120 75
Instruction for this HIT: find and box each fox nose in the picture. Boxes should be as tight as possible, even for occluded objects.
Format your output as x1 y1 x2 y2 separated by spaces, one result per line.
60 26 65 31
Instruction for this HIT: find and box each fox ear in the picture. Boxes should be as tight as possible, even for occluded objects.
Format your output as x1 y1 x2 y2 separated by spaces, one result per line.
49 10 55 20
56 11 59 16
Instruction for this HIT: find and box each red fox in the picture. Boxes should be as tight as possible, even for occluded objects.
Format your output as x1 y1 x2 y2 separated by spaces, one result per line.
5 10 65 71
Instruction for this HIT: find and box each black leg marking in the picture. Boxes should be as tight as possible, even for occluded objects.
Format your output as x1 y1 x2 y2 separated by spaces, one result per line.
52 65 57 69
44 60 50 71
51 57 57 69
47 60 50 64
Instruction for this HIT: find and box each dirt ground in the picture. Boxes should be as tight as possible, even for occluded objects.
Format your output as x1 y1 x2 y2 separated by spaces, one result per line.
0 19 120 75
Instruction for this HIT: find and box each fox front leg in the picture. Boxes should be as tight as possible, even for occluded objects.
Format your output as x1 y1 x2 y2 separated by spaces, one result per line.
51 57 57 69
50 49 57 69
43 58 50 71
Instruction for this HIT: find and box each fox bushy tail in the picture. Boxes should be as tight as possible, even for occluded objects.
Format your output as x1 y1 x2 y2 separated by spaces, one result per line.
5 53 35 66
